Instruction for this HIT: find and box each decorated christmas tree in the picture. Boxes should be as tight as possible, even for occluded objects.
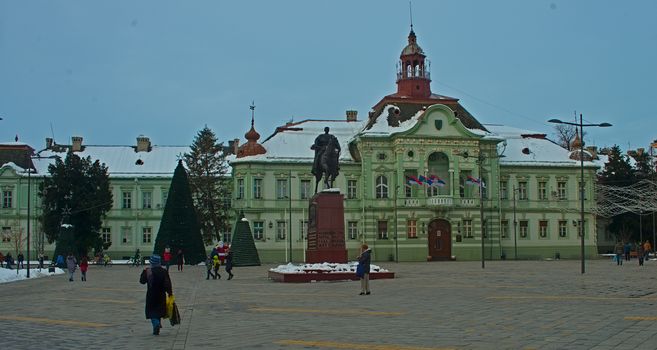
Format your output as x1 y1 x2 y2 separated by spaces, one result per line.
153 160 206 265
230 211 261 266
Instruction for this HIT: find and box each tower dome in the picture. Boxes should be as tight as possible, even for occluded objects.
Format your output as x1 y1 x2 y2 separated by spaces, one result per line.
237 105 266 158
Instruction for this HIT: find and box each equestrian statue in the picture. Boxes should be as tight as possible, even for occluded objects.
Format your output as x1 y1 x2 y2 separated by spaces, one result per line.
311 127 340 193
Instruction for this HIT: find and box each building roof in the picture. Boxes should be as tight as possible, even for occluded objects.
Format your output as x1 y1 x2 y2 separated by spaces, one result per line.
0 142 35 171
230 119 365 164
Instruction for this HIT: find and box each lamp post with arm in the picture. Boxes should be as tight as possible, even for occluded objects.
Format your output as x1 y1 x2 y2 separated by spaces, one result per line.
549 114 611 274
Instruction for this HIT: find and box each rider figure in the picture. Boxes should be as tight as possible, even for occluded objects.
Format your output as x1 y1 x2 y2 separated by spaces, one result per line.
311 127 341 187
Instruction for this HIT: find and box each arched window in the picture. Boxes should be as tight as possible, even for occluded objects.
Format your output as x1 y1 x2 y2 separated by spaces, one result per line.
427 152 450 196
376 175 388 199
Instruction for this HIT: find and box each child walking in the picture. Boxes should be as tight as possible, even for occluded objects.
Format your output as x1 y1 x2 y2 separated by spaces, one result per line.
212 255 221 279
205 255 214 280
80 256 89 281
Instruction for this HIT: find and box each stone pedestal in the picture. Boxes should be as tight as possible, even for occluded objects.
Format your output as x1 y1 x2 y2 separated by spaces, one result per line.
306 190 348 263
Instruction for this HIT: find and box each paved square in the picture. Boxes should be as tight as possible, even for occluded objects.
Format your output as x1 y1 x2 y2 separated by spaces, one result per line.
1 259 657 349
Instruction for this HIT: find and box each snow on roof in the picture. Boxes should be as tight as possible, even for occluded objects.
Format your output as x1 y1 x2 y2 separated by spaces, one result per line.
32 145 192 178
231 119 365 163
360 105 424 137
486 125 596 168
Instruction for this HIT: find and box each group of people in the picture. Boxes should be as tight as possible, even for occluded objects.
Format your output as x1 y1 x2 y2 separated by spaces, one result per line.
614 240 652 266
206 242 234 280
61 253 89 281
0 251 24 269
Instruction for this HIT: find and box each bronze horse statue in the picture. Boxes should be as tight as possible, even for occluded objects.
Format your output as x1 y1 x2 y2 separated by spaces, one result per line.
313 135 340 193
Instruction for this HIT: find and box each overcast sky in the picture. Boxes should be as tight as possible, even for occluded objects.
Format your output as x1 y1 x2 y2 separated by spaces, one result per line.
1 0 655 152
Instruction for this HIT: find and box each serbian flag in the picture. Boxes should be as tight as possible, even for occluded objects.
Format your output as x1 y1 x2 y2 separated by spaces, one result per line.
429 175 446 187
466 175 486 188
418 175 428 186
406 176 421 186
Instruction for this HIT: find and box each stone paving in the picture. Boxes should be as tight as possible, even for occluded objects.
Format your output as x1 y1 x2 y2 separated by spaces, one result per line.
2 258 657 350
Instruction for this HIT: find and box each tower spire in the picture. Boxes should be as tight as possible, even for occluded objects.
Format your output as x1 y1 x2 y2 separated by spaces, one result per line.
409 1 414 33
250 100 256 128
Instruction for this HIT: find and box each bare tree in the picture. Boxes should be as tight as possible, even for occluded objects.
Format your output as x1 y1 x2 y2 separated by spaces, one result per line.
9 227 25 255
553 124 577 150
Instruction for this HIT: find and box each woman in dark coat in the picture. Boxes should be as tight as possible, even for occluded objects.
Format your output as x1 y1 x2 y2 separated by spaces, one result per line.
357 244 372 295
139 255 172 335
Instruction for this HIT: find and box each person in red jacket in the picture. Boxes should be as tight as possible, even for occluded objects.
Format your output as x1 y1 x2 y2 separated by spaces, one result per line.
163 247 172 271
217 242 227 266
80 256 89 281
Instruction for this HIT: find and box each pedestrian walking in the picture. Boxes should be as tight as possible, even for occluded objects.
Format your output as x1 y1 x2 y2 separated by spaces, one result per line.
133 248 141 266
80 256 89 281
163 246 172 271
17 252 24 269
38 253 44 269
0 251 5 268
225 246 234 280
66 253 77 281
205 255 214 280
212 255 221 279
5 252 13 269
56 254 65 268
615 242 623 266
638 245 645 266
643 240 652 260
624 242 631 261
357 244 372 295
176 248 184 271
103 253 111 267
217 241 227 266
139 255 172 335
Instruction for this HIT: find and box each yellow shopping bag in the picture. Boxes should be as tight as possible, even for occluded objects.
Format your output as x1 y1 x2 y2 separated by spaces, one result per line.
165 294 175 319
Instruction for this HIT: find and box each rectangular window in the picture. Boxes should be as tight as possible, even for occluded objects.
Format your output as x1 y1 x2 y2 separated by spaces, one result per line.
122 191 132 209
519 221 528 238
407 220 417 238
222 232 232 244
253 178 262 199
253 221 264 240
377 220 388 239
142 191 152 209
539 220 548 238
162 190 169 207
558 220 567 238
518 182 528 200
463 219 473 238
347 221 358 240
557 181 567 200
2 190 12 208
376 176 388 199
578 181 586 200
276 221 286 240
299 220 308 240
1 226 11 242
501 220 509 239
347 180 357 199
300 180 311 200
101 227 112 244
538 182 547 200
276 179 288 199
237 179 244 199
500 181 508 200
142 227 152 243
121 227 132 244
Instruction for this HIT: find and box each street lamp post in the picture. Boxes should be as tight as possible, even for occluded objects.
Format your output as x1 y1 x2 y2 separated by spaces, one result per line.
288 170 293 263
513 185 518 260
549 114 611 274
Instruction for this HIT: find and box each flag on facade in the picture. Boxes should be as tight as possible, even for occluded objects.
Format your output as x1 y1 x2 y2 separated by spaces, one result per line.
418 175 428 186
466 175 485 187
429 175 446 187
406 176 421 186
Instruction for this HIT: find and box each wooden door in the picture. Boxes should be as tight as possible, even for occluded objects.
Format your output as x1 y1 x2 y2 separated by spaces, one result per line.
428 219 451 260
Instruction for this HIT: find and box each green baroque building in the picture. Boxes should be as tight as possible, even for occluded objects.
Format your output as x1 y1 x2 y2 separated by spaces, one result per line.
230 29 601 263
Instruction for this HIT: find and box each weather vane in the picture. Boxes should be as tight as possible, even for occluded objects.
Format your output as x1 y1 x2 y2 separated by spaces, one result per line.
250 101 256 127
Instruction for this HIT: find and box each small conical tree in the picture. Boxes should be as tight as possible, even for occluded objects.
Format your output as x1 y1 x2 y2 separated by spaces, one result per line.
153 160 206 265
230 211 261 266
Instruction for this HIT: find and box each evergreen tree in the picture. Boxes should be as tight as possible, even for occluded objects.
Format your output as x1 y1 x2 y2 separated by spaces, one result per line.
230 211 261 266
153 160 206 265
598 145 637 242
184 126 230 244
39 153 112 257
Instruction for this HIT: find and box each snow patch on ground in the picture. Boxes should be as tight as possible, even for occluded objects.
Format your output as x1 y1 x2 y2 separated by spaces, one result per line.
270 262 388 274
0 267 65 284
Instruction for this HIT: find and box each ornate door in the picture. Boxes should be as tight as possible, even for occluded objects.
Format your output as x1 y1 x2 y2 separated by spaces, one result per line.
427 219 451 260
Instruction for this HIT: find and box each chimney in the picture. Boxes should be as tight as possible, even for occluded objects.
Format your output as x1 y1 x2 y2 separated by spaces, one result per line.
232 138 239 155
71 136 83 152
346 110 358 122
136 135 151 152
46 137 53 149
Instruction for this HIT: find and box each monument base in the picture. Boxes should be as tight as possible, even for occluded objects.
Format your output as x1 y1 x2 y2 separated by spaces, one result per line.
268 270 395 283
